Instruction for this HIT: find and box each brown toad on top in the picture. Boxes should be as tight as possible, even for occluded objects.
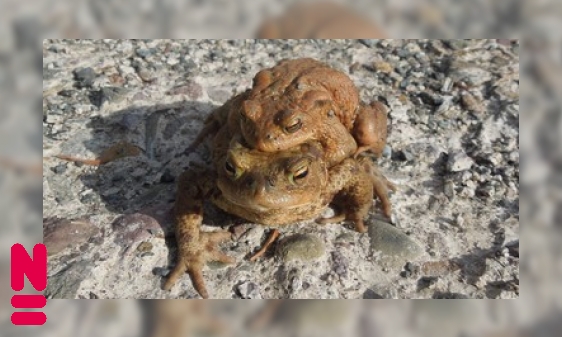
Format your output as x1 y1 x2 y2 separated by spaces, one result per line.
189 58 388 166
163 124 395 298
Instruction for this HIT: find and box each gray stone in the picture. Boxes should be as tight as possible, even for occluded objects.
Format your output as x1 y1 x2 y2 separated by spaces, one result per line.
451 66 492 87
136 241 153 253
160 170 175 183
236 281 262 299
137 67 156 82
445 39 471 50
112 213 161 249
441 77 453 92
44 217 100 256
89 87 129 107
382 145 392 158
368 220 423 261
448 150 474 172
444 180 455 199
135 48 155 58
118 112 144 131
335 232 355 244
393 149 414 162
331 251 348 277
277 234 325 262
73 67 96 88
167 80 203 100
435 95 454 114
207 88 231 103
364 284 398 299
51 163 67 174
357 39 380 48
45 260 92 299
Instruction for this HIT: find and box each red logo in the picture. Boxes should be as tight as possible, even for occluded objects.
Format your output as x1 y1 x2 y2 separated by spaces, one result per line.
11 243 47 325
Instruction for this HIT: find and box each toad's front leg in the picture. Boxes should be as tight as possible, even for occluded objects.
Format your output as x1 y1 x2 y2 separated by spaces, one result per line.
367 160 396 219
318 158 374 233
320 118 358 167
319 157 394 233
163 169 234 299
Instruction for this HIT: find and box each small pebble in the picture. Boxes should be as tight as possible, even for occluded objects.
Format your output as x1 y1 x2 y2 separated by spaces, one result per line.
136 241 153 253
331 251 349 278
236 281 262 299
51 164 67 174
73 67 96 88
447 150 474 172
444 180 455 199
160 170 175 183
368 220 423 261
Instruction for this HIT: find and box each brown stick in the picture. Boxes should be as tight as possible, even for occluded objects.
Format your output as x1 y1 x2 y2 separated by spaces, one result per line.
54 155 102 166
249 229 280 261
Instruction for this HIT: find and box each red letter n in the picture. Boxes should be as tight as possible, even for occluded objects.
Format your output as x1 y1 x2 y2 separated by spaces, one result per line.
11 244 47 292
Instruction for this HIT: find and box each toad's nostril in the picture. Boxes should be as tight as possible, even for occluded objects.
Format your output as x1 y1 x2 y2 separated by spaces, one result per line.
266 134 273 140
265 177 275 189
245 177 255 188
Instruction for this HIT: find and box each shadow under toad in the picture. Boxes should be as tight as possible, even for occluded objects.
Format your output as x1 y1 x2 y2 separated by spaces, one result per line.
72 100 242 285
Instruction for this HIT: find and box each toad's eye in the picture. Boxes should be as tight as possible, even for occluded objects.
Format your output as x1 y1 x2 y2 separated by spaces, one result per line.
225 160 235 174
294 166 308 179
225 159 237 177
239 111 248 124
284 118 302 134
288 165 309 184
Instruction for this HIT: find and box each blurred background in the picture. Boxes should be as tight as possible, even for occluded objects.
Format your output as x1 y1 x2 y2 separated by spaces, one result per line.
0 0 553 335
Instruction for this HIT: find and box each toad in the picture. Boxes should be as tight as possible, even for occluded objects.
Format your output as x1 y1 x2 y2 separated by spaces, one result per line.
188 58 388 166
163 130 394 298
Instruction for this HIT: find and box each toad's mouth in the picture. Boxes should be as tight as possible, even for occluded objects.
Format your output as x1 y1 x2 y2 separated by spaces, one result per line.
217 183 317 212
221 192 313 212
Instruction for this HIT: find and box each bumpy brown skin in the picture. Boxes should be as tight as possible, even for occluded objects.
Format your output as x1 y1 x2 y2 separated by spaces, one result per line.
187 58 388 166
163 138 394 298
239 58 389 162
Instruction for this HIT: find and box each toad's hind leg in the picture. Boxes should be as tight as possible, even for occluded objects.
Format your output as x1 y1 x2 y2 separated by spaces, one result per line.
163 169 234 299
352 101 388 158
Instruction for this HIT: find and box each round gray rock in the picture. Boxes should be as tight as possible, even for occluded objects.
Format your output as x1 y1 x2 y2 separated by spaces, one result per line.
368 220 423 261
277 234 326 262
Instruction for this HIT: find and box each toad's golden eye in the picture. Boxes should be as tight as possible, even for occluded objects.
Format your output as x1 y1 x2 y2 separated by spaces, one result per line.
288 165 309 184
284 118 302 134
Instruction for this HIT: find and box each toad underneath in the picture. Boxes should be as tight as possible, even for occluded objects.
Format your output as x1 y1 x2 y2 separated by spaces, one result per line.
163 127 394 298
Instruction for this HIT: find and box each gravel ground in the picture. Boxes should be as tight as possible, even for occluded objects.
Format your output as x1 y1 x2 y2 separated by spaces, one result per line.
42 39 519 299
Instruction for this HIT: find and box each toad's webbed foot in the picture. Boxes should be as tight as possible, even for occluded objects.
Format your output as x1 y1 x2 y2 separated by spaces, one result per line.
163 230 234 298
163 169 234 298
317 212 368 233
